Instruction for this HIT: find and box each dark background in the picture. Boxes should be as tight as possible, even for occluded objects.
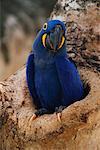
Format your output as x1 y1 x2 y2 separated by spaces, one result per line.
0 0 56 80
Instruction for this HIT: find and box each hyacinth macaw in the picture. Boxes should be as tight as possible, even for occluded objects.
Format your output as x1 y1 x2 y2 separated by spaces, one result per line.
26 20 84 121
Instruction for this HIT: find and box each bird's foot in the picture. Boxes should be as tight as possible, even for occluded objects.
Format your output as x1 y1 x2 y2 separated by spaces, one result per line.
55 106 66 122
30 113 37 121
30 108 49 121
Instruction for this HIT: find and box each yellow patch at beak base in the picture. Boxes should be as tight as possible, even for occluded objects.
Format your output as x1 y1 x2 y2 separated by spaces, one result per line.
58 36 65 49
42 33 47 48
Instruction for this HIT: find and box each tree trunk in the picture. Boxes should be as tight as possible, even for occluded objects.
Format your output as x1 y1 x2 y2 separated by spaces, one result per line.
0 0 100 150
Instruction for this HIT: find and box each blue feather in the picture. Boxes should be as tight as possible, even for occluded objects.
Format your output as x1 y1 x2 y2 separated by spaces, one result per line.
26 53 41 108
55 55 84 106
26 20 84 113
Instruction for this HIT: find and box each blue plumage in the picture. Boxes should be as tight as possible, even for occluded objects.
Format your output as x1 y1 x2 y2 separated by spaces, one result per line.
26 20 84 115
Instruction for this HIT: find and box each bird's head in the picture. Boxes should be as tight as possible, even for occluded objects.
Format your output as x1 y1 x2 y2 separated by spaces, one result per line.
33 20 66 54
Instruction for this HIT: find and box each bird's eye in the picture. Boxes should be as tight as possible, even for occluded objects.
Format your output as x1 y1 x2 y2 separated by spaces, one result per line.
43 23 48 30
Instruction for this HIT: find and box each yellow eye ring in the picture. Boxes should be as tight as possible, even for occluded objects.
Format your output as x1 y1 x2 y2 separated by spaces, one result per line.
43 23 48 30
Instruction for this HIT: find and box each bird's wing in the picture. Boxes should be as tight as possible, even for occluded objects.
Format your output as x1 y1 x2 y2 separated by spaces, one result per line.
68 57 77 68
55 56 83 105
26 52 40 108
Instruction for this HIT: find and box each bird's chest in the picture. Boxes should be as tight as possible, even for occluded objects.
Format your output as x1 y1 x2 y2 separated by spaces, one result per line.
34 64 62 101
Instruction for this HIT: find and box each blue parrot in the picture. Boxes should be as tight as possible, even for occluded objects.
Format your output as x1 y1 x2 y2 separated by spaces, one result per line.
26 20 84 121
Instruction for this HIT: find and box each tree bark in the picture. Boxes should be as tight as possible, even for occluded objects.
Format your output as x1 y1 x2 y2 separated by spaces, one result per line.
0 0 100 150
51 0 100 72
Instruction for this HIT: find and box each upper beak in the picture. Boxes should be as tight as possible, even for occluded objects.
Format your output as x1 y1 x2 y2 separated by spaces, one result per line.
42 25 65 52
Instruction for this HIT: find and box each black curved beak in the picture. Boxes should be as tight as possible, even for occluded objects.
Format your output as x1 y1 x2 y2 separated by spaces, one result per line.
45 25 65 52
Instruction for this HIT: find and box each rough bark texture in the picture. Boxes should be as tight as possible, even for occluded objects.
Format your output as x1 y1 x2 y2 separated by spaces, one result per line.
0 0 100 150
51 0 100 72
